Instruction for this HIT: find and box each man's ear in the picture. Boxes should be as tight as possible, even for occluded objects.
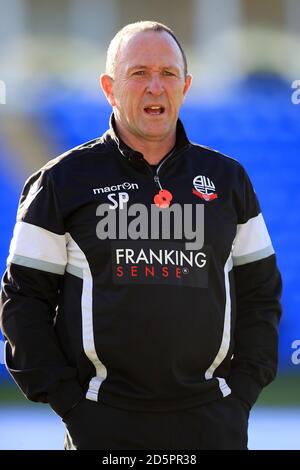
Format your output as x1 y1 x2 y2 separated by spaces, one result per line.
100 74 116 107
183 74 192 100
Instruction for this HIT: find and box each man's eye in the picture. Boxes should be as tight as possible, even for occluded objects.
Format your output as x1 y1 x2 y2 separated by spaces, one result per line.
133 70 145 76
163 71 175 76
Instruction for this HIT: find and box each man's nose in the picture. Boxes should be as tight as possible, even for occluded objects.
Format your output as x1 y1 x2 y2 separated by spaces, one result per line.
146 74 164 95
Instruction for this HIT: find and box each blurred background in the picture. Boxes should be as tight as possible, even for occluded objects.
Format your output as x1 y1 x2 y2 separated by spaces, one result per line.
0 0 300 450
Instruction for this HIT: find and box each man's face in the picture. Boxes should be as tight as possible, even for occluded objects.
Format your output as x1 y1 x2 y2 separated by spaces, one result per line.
101 30 192 143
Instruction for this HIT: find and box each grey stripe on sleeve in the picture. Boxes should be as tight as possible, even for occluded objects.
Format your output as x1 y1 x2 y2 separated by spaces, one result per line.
65 264 84 279
8 254 66 275
233 245 275 266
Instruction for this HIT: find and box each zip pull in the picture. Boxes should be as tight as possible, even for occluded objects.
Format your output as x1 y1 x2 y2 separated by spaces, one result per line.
154 174 162 190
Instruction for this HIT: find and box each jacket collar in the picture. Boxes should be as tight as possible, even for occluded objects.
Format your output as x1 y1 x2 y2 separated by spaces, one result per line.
102 112 190 165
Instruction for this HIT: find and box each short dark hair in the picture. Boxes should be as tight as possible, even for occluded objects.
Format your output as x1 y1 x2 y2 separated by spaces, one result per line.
105 21 188 78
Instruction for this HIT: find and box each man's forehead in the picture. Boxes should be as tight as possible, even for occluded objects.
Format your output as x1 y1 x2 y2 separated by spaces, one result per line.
118 31 184 69
122 29 174 46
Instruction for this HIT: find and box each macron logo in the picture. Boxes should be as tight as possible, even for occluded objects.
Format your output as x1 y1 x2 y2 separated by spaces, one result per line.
93 182 139 195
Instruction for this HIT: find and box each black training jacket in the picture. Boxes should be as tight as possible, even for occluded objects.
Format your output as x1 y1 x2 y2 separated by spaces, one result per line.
0 114 282 417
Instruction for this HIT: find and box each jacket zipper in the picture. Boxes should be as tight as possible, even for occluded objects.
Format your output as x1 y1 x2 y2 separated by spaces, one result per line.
153 175 162 191
144 148 179 191
138 143 190 191
153 149 177 190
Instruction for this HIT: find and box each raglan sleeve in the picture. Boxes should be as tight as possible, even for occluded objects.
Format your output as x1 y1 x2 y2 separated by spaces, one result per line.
226 166 282 409
0 168 84 418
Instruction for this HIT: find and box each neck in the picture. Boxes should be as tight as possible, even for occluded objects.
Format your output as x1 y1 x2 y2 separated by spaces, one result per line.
114 121 176 165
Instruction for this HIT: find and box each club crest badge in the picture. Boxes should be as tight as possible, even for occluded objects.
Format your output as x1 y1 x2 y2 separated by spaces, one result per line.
192 175 218 201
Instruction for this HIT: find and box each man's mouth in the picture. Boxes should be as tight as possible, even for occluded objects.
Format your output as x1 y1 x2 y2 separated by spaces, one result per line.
144 105 165 115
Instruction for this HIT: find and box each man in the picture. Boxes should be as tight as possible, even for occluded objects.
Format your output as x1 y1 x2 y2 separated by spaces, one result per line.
0 21 282 450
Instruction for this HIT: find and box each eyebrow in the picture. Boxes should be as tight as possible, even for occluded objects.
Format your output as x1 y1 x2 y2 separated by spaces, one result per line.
127 65 180 73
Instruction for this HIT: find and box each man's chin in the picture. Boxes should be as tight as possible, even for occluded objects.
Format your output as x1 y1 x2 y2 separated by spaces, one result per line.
140 124 174 141
141 132 172 142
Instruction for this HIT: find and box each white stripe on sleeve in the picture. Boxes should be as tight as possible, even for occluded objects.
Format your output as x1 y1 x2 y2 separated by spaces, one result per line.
232 213 274 266
7 221 67 273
